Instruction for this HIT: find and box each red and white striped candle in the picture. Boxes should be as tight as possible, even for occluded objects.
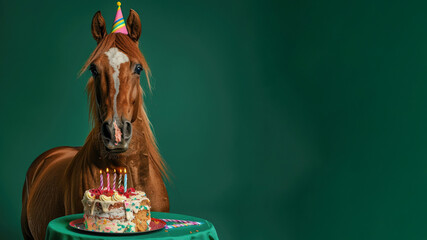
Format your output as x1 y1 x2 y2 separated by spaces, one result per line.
113 169 117 190
106 168 110 190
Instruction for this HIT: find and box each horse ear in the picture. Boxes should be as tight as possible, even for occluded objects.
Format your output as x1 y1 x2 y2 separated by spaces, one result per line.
126 9 141 42
91 11 107 44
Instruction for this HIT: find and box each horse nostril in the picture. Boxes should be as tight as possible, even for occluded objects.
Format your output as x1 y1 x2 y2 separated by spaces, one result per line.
101 121 112 140
123 121 132 140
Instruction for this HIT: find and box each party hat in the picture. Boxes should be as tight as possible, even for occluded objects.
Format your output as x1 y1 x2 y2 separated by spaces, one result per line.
111 2 128 34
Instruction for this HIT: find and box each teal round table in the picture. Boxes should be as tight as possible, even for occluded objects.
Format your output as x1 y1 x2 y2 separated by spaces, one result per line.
45 212 219 240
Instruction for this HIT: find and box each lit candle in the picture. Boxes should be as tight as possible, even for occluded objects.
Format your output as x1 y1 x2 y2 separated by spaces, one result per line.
106 168 110 191
113 169 117 190
118 169 122 188
124 168 127 192
99 170 103 190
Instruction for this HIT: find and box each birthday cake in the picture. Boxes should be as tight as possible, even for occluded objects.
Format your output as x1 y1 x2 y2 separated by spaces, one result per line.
81 186 151 233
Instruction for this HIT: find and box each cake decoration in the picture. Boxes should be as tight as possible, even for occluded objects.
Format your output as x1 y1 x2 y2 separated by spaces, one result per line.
112 169 117 190
99 169 103 189
118 169 123 187
98 168 127 190
124 168 128 192
106 168 110 190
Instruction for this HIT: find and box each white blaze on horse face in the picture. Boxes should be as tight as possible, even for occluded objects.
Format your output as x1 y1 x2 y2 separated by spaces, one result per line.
104 47 129 119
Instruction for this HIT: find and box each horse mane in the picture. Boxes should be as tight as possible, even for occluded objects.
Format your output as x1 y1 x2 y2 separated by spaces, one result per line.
79 33 168 181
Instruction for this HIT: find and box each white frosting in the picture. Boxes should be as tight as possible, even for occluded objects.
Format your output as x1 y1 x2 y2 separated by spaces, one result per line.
112 191 127 201
85 191 95 200
99 194 112 202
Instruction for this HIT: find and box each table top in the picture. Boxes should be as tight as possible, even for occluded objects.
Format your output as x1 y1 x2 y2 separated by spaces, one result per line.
46 212 219 240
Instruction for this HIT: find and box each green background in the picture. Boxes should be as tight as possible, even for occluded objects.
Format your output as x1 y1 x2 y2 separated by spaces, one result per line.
1 0 427 239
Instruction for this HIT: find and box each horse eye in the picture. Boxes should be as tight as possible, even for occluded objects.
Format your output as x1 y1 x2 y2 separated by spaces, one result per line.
134 64 143 75
89 64 98 77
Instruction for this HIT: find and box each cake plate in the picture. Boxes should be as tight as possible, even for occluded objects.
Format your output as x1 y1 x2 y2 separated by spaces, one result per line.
69 218 166 235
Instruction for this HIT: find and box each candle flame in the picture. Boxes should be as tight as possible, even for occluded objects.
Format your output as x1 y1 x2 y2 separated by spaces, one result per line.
114 169 116 173
120 169 122 173
106 168 109 173
124 168 127 174
100 170 102 174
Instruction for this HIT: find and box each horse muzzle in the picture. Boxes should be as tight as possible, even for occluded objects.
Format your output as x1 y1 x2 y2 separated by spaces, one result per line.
101 118 132 153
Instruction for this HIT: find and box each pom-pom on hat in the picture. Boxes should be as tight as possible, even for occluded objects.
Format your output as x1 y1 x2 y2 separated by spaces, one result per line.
111 2 128 34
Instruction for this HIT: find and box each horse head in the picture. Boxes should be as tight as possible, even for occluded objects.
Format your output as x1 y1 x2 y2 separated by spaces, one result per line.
82 10 150 154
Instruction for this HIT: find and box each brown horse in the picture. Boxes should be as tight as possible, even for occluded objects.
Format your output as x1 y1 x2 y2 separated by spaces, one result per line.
21 10 169 240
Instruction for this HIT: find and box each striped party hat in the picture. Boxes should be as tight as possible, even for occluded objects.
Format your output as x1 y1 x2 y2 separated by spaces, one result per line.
111 2 128 34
